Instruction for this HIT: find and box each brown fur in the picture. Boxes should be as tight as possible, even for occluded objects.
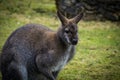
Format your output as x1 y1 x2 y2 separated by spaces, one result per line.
0 11 83 80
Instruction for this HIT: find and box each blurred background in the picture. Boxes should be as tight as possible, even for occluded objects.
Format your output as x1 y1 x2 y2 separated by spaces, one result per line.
56 0 120 21
0 0 120 80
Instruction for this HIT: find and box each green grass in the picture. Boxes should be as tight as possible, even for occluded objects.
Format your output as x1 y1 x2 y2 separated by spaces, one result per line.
0 0 120 80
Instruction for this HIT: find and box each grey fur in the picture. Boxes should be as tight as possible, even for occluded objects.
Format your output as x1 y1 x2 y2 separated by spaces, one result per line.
0 11 83 80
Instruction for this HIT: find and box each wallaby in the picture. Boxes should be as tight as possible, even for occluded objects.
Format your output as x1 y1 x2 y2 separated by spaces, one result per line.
0 11 83 80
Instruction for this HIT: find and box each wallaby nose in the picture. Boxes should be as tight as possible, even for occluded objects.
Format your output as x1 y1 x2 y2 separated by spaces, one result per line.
72 39 78 45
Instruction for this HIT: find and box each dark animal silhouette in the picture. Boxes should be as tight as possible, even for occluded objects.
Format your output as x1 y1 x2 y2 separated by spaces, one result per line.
0 11 83 80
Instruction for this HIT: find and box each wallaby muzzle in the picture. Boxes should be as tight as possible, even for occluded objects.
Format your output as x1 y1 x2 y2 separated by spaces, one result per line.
71 38 78 45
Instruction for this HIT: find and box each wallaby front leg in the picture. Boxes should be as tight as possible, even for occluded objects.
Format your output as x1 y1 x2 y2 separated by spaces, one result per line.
37 67 55 80
52 70 60 79
35 54 55 80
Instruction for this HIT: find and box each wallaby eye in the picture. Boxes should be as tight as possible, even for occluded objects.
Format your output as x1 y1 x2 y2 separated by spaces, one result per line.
64 28 69 33
65 30 69 33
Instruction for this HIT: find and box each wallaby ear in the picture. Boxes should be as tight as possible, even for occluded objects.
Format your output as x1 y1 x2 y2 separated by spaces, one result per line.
57 11 68 25
72 12 83 24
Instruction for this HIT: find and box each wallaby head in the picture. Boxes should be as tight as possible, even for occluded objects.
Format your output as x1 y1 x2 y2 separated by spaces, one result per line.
57 11 83 45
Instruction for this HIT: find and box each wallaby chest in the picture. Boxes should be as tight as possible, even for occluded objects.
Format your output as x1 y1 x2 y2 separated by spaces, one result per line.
51 45 74 71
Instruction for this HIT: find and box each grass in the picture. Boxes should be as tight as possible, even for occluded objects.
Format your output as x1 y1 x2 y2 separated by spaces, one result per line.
0 0 120 80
